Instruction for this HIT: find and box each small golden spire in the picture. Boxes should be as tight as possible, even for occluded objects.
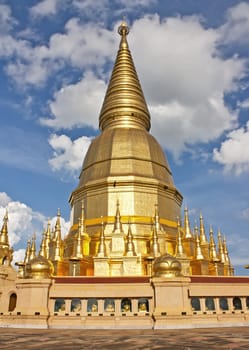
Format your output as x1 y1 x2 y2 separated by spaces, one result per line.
79 201 86 236
39 229 47 257
44 219 51 259
54 208 62 241
30 234 36 260
113 199 123 233
199 212 208 244
184 207 193 239
24 239 31 264
217 229 226 263
0 210 9 246
125 219 136 256
209 226 219 262
72 218 83 259
99 19 151 131
175 217 185 257
194 221 204 260
223 235 231 265
97 219 106 257
150 216 160 258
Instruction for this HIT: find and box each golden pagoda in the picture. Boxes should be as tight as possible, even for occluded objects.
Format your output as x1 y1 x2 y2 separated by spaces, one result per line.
3 21 249 331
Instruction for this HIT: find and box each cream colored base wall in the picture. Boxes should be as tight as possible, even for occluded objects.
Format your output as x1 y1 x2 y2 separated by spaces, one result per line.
1 275 249 329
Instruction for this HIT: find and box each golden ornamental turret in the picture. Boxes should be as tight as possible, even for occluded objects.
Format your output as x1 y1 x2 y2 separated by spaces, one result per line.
150 204 161 257
30 235 37 261
184 207 193 239
0 210 9 246
71 218 84 260
209 226 219 263
125 220 136 257
217 229 226 263
39 229 47 258
24 239 31 264
175 218 185 258
194 222 204 261
199 212 209 260
50 210 64 262
223 236 233 276
96 221 106 258
0 210 13 265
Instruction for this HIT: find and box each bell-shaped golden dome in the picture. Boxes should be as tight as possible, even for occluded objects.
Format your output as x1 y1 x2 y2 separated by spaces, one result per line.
153 254 182 278
25 255 54 279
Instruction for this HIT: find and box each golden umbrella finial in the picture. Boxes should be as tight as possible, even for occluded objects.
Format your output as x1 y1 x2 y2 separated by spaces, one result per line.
118 16 129 36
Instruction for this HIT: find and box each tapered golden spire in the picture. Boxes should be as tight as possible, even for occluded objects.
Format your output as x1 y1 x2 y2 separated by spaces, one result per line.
97 220 106 257
53 209 62 241
223 236 231 265
175 217 185 257
150 204 161 257
39 229 47 257
194 222 204 260
209 226 219 262
99 20 151 131
184 207 193 239
199 212 208 244
217 229 225 263
30 235 36 260
125 219 136 257
113 200 123 233
71 218 84 259
0 210 9 246
24 239 31 264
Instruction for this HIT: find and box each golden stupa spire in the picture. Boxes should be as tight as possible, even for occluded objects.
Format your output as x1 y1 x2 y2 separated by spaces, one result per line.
113 199 123 233
30 234 36 260
72 218 84 259
53 209 62 241
199 212 208 244
175 217 185 257
209 226 219 262
99 20 151 131
125 219 136 257
44 219 51 259
151 212 160 257
39 229 47 257
0 210 9 246
194 221 204 260
79 201 86 235
223 236 231 265
217 229 226 263
24 239 31 264
184 207 193 239
97 220 106 257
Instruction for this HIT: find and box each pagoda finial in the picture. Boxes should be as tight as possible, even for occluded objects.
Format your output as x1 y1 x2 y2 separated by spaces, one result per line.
150 216 160 258
72 218 84 260
99 19 151 131
24 239 31 264
0 210 9 246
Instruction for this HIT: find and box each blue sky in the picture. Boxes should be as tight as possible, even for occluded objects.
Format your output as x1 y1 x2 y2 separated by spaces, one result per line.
0 0 249 275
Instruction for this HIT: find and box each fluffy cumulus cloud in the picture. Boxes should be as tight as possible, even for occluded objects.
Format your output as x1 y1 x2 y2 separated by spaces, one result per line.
221 2 249 44
41 72 106 129
128 15 245 157
213 122 249 175
30 0 62 18
0 192 70 264
48 134 91 176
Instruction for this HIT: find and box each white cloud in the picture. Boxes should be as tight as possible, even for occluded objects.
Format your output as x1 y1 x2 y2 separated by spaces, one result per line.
41 71 106 129
0 192 11 206
129 15 245 157
0 4 16 33
48 134 91 175
213 121 249 174
238 98 249 109
0 192 70 255
241 208 249 220
221 2 249 44
30 0 61 18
